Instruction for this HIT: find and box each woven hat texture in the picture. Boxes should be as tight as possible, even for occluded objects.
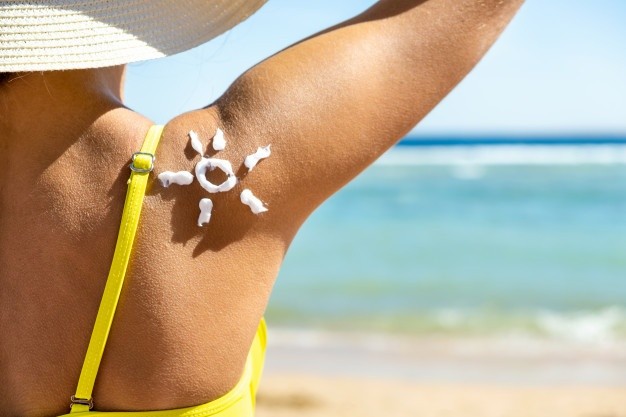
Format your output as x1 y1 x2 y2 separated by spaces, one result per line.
0 0 267 71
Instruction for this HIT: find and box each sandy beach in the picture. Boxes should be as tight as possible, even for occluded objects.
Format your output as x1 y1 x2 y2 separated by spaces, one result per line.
257 376 626 417
256 327 626 417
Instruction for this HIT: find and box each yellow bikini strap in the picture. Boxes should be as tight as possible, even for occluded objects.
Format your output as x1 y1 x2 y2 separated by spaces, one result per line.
69 125 165 413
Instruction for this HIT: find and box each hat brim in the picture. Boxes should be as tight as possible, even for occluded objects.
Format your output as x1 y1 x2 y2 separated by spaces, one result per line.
0 0 267 71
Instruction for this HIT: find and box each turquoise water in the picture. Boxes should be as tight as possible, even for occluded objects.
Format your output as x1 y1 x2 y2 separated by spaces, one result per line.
267 162 626 341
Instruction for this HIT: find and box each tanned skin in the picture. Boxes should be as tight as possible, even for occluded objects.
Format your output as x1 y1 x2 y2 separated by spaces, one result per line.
0 1 524 415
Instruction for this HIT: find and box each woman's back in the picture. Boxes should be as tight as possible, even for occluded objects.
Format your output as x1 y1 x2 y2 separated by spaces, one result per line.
0 1 524 415
0 78 279 414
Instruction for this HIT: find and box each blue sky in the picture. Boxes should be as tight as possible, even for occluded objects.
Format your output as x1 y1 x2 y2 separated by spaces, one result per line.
125 1 626 135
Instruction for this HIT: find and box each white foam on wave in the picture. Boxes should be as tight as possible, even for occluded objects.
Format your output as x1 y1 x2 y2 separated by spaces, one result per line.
376 145 626 166
433 306 626 346
536 306 625 344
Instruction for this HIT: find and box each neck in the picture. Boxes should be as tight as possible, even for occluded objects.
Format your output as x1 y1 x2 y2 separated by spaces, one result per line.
0 65 139 189
1 65 125 128
1 65 126 101
0 65 128 144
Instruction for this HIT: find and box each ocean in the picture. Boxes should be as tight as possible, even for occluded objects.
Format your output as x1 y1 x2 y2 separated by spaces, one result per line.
265 138 626 345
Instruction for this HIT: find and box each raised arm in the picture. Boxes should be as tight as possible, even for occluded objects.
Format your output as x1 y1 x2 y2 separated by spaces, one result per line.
167 0 524 238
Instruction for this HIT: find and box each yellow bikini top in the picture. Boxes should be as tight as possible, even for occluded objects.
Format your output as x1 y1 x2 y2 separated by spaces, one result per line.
57 125 267 417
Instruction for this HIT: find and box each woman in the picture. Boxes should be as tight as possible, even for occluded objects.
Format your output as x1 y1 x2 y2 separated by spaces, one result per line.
0 0 524 415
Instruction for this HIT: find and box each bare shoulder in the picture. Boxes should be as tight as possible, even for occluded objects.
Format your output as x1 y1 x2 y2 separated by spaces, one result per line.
149 108 296 257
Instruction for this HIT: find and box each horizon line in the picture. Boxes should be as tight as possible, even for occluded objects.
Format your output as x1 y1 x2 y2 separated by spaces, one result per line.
400 134 626 147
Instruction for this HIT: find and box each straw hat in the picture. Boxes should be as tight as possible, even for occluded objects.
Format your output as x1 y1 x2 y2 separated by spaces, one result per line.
0 0 267 72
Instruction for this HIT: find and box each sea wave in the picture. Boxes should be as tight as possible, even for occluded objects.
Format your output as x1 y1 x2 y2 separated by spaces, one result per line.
266 306 626 345
535 307 626 343
428 306 626 344
376 145 626 166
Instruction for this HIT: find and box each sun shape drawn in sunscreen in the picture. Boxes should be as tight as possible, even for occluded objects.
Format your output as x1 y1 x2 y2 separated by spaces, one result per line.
157 128 271 226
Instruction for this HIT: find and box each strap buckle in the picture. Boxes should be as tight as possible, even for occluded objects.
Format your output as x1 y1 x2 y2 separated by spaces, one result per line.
130 151 155 173
70 395 94 410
